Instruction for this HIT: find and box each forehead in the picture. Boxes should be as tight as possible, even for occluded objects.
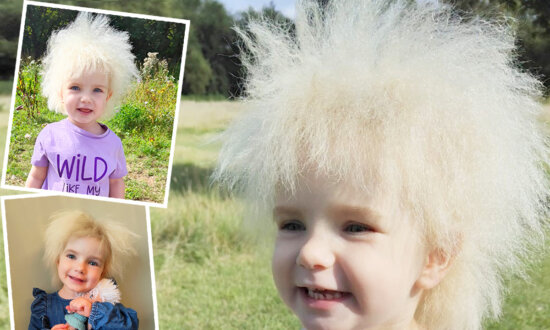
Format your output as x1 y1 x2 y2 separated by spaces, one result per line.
275 172 400 221
277 169 390 203
65 69 109 84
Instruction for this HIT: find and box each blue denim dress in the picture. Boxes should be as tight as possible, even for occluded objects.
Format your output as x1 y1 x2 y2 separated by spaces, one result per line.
28 288 139 330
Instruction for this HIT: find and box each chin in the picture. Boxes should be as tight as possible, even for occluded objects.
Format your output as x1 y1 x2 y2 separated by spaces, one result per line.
299 315 353 330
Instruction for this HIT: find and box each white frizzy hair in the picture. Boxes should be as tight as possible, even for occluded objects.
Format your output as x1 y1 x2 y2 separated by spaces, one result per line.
41 12 138 119
214 0 549 329
44 210 139 286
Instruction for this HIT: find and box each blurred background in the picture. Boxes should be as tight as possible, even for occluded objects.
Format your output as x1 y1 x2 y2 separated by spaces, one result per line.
1 0 549 98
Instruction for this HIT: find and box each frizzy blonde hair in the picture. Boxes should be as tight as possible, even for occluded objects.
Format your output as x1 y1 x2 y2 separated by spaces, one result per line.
41 12 138 119
213 0 549 329
44 210 137 286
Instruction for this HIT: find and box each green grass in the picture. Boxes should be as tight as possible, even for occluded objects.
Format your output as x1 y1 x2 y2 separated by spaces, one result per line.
180 93 229 102
484 248 550 329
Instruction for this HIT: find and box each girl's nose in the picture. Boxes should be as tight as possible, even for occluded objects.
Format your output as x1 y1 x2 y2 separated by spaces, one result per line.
296 232 335 270
80 93 92 103
74 261 86 273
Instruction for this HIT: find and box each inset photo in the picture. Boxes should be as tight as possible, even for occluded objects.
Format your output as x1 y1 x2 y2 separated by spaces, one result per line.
2 1 189 207
2 194 156 329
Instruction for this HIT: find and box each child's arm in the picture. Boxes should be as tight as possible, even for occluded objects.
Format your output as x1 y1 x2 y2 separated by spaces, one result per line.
25 165 47 188
87 302 138 329
109 178 125 198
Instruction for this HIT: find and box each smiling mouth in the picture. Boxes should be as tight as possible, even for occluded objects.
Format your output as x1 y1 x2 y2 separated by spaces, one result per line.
302 287 349 300
68 275 85 283
78 108 93 113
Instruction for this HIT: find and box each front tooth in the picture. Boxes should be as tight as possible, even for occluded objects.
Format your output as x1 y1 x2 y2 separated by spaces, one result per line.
325 293 333 300
334 292 342 299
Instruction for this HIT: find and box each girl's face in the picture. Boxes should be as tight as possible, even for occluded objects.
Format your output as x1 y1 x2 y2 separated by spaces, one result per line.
60 70 111 132
57 236 105 299
272 173 428 330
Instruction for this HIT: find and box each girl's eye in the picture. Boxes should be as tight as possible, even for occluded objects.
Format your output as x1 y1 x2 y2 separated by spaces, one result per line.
88 260 99 267
280 220 305 231
66 254 76 259
69 86 80 91
93 88 103 93
344 222 373 233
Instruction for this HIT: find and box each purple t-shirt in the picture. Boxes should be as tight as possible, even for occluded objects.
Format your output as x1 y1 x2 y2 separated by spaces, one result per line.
31 119 127 197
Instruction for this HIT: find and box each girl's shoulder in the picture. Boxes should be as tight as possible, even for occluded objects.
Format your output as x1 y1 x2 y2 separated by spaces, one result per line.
30 288 48 316
35 119 68 137
31 288 70 306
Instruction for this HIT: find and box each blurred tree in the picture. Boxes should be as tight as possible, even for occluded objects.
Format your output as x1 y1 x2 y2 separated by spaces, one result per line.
3 0 546 97
193 0 237 96
22 6 76 59
19 6 186 78
444 0 550 95
232 3 295 97
0 0 22 79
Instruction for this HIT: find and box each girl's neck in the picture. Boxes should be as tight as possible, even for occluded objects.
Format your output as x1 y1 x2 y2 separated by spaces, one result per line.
58 285 79 300
68 118 106 135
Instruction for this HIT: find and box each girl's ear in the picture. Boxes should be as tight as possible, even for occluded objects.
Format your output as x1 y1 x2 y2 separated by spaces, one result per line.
107 90 113 101
415 248 454 290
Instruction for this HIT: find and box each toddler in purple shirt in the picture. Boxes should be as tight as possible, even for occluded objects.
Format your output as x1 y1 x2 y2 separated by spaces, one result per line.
25 12 138 198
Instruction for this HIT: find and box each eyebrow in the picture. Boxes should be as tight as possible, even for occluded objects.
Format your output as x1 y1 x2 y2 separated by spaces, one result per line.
273 206 301 217
273 204 382 219
331 204 382 219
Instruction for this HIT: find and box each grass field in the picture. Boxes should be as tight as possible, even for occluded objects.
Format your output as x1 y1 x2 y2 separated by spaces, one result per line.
0 96 549 328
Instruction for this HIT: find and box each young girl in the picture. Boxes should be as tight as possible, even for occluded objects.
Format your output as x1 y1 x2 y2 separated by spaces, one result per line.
29 210 139 329
25 12 138 198
214 0 549 329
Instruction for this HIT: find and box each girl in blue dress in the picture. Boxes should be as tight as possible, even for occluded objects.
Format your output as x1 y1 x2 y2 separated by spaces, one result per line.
29 211 138 330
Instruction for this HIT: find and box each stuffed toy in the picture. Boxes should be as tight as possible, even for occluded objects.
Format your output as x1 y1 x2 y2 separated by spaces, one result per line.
65 279 120 330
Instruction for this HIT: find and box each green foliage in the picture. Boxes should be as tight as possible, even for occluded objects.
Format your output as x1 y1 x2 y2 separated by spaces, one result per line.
22 6 77 60
108 104 149 134
110 52 177 138
182 37 213 95
15 58 46 119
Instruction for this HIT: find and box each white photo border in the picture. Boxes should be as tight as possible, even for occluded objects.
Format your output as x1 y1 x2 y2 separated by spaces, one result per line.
1 193 158 329
1 0 191 209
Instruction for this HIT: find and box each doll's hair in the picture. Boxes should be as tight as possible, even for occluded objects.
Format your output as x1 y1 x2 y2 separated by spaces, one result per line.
213 0 549 329
44 210 137 286
41 12 138 119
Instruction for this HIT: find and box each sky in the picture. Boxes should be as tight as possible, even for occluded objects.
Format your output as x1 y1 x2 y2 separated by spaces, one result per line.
217 0 296 18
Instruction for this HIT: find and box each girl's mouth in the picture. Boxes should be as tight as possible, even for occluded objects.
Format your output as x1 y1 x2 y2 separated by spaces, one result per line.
78 108 93 113
68 275 85 283
302 287 349 300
